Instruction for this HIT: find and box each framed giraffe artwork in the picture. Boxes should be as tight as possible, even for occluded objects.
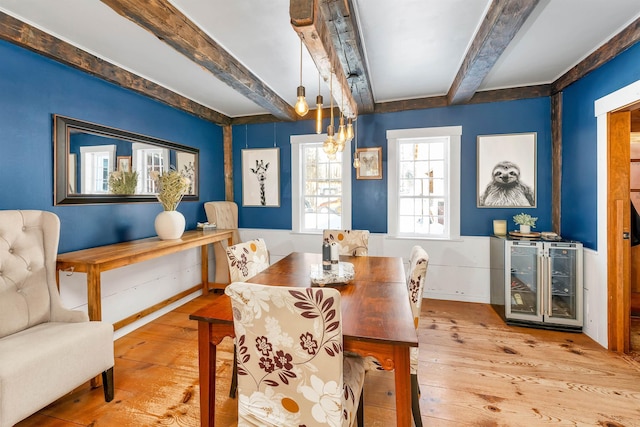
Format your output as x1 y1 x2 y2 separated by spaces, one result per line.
241 147 280 207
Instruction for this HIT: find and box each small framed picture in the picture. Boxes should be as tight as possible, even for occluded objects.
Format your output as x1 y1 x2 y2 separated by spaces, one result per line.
117 156 131 172
356 147 382 180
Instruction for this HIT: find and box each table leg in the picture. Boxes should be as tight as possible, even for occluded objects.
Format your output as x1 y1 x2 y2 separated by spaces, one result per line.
87 265 102 321
202 244 210 296
87 265 102 388
393 346 412 427
198 322 217 427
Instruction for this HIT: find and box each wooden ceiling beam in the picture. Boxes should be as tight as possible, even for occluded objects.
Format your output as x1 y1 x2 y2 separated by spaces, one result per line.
0 11 230 125
319 0 374 113
100 0 298 122
290 0 358 118
447 0 540 105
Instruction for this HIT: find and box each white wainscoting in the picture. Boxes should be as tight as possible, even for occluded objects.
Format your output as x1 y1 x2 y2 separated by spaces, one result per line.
61 231 610 343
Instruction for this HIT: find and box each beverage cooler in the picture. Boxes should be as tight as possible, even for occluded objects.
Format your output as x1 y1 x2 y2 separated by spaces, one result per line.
490 236 583 331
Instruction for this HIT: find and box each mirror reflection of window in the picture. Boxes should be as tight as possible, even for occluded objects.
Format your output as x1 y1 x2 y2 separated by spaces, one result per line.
132 143 169 194
79 145 115 193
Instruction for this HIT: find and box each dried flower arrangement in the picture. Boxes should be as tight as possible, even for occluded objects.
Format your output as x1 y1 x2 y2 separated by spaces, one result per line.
152 169 190 211
108 170 139 195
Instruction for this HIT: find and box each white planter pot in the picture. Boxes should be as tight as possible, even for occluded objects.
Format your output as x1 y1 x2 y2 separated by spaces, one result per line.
155 210 185 240
519 224 531 234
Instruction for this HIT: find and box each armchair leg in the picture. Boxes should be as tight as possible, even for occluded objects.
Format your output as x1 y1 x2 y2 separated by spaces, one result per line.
411 373 422 427
102 367 114 402
229 345 238 398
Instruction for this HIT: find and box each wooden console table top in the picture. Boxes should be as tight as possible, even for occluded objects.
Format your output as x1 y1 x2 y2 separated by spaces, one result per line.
57 229 234 329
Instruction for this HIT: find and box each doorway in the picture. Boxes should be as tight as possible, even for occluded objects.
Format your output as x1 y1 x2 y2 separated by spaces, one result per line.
608 106 640 353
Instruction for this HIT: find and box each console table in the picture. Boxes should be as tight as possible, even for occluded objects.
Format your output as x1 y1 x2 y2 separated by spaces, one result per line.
56 229 234 330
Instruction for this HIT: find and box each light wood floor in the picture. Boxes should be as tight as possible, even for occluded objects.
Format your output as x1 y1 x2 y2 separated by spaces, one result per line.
16 295 640 427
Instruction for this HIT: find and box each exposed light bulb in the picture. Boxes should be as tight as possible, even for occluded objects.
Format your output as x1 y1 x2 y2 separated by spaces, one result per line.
315 94 323 134
346 118 354 142
323 125 338 156
337 115 346 151
295 86 309 116
353 156 360 168
294 39 308 117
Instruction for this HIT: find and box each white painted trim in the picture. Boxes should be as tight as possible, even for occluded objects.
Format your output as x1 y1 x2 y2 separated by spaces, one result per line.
290 133 352 232
591 79 640 349
386 126 462 240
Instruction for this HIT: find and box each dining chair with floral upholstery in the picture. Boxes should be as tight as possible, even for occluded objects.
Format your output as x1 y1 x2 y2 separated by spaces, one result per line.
225 237 270 282
364 245 428 427
225 282 366 427
322 229 369 256
225 237 271 398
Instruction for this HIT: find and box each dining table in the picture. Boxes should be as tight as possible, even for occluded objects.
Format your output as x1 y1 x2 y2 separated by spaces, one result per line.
189 251 419 427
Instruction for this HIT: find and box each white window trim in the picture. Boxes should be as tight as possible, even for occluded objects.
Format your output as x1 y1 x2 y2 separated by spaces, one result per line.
387 126 461 240
290 133 352 233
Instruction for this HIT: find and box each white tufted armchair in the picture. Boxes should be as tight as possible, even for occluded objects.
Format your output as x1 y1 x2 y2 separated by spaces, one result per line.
225 282 365 427
0 210 114 427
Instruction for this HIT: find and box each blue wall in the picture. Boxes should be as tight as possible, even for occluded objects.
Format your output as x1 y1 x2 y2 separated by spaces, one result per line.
234 97 552 236
0 40 224 252
562 42 640 250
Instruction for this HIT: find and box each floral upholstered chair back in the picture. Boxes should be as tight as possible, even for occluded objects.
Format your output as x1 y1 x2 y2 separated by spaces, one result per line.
407 245 429 374
225 238 270 282
323 229 369 256
225 282 365 427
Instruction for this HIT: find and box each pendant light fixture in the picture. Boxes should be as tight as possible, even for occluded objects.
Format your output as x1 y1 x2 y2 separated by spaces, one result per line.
353 117 360 169
315 73 323 134
336 93 347 152
294 38 309 117
346 117 354 142
323 72 338 159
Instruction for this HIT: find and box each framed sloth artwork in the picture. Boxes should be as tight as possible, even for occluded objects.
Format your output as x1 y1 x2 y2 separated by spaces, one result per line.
477 133 536 208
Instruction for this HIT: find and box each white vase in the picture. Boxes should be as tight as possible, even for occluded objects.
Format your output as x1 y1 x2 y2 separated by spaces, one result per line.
155 210 185 240
519 224 531 234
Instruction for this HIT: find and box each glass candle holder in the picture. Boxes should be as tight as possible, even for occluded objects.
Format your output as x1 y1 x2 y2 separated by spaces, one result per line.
493 220 507 235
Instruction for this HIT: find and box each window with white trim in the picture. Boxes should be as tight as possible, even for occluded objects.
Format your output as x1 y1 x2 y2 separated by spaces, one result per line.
132 143 169 194
80 144 116 193
387 126 461 239
291 134 352 233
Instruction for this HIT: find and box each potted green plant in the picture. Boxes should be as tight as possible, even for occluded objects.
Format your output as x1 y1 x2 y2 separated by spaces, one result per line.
513 213 537 234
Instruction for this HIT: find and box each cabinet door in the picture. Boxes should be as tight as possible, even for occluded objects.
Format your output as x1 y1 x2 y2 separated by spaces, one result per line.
505 241 543 322
545 244 583 326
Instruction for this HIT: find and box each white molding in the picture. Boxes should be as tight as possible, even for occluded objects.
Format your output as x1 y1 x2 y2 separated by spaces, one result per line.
387 125 462 239
590 79 640 348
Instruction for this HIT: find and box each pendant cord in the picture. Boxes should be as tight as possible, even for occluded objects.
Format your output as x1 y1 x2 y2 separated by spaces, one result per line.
245 124 248 149
273 122 277 147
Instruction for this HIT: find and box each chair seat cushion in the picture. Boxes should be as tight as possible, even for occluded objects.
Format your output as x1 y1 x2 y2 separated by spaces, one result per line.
0 321 114 426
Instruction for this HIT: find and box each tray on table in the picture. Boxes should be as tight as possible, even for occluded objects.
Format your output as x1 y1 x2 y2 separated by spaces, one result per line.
310 262 355 286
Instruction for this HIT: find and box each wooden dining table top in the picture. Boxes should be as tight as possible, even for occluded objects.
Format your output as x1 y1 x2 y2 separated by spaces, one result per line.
190 251 418 348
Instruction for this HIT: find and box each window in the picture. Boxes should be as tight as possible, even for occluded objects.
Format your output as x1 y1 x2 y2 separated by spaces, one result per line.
79 144 116 193
132 143 169 194
387 126 461 239
291 134 352 233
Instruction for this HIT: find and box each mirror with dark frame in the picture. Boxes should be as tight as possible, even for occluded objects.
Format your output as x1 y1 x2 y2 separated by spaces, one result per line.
54 114 199 205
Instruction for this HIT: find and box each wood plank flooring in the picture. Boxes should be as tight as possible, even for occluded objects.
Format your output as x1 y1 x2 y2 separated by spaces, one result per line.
15 295 640 426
